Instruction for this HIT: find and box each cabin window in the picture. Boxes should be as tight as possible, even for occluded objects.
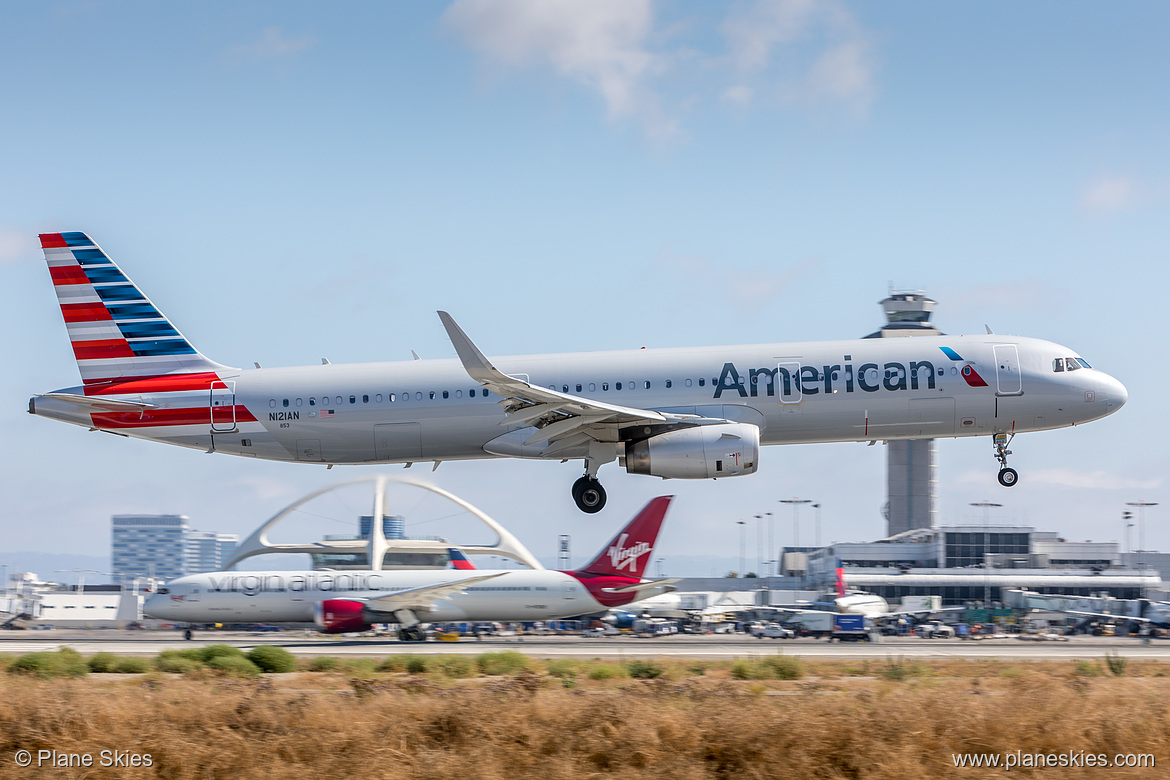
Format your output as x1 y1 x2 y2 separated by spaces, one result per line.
282 398 289 407
269 399 276 408
415 392 422 401
375 394 382 403
349 395 356 404
665 379 672 388
685 379 692 387
589 383 596 392
295 398 303 407
616 382 622 390
562 385 569 393
469 389 476 398
698 378 705 387
442 390 449 399
362 394 369 403
388 393 395 402
576 384 582 392
308 398 316 406
644 381 651 389
336 396 343 405
602 382 609 391
429 391 435 400
628 380 634 390
455 389 462 398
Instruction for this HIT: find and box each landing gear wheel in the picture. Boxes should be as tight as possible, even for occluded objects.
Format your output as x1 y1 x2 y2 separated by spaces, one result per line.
397 626 426 642
572 476 607 514
998 467 1019 487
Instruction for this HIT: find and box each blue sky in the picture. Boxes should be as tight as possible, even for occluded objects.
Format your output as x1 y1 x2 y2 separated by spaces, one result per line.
1 1 1167 578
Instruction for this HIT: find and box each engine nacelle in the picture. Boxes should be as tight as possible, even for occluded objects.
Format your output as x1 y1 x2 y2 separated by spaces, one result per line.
624 422 760 479
314 599 372 634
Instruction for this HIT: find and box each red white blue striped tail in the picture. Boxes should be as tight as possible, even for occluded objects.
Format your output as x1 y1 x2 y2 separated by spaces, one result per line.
41 232 230 386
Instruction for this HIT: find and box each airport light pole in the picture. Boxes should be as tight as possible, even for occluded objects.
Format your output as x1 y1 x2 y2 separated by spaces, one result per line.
969 502 1002 608
813 503 822 548
1123 511 1134 555
736 521 746 577
1127 501 1159 573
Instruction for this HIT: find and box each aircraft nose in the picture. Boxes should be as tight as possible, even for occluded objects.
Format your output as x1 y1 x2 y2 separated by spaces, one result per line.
1101 372 1127 412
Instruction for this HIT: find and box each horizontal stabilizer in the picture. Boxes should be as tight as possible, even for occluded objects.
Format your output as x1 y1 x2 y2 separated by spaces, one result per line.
601 578 680 595
36 392 157 413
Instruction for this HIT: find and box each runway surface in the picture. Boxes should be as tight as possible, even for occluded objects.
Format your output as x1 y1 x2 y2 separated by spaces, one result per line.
4 630 1169 661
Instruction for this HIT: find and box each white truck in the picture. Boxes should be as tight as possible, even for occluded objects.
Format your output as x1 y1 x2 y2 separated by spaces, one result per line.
751 622 795 639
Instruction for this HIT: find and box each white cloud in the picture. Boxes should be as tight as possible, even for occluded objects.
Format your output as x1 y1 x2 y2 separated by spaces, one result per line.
722 85 754 106
444 0 678 138
443 0 877 137
231 26 316 60
0 228 36 265
722 0 875 115
657 251 820 309
1080 176 1136 214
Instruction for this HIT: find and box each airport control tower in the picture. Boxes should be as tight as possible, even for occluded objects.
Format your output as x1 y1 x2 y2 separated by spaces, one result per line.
863 292 940 536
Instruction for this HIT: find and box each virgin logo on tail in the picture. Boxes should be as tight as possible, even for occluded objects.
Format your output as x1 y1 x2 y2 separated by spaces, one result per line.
607 533 652 573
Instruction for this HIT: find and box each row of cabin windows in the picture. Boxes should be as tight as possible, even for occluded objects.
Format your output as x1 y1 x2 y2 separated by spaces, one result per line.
267 377 725 409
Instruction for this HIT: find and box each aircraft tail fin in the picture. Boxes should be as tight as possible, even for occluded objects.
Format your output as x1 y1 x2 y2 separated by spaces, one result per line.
576 496 672 578
835 557 847 599
447 548 477 570
40 232 232 386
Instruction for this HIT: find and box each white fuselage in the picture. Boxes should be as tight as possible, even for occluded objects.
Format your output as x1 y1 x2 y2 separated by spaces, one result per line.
143 569 667 624
36 334 1126 467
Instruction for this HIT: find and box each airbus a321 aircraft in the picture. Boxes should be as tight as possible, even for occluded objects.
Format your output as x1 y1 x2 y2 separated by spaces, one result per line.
144 496 676 641
31 232 1127 512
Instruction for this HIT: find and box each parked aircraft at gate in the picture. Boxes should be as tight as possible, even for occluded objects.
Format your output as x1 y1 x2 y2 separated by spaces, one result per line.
30 232 1127 512
144 496 676 641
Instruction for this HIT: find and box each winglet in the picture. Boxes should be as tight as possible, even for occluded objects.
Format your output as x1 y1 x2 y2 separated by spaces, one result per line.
437 311 503 385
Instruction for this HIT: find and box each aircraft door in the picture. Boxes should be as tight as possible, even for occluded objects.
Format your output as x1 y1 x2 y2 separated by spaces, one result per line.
777 361 801 404
992 345 1023 396
210 381 237 432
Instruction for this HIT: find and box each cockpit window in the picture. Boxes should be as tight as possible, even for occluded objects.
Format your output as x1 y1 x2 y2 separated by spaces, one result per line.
1076 358 1092 369
157 588 169 595
1065 358 1081 371
1053 358 1064 373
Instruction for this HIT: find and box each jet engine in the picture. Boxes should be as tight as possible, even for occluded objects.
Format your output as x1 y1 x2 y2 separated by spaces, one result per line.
313 599 372 634
624 422 759 479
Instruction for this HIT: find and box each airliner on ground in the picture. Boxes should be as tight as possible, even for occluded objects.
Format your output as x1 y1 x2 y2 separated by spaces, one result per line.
31 232 1127 512
144 496 676 641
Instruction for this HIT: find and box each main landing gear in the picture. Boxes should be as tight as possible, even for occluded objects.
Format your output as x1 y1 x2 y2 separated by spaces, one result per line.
397 626 426 642
572 475 607 513
994 433 1018 487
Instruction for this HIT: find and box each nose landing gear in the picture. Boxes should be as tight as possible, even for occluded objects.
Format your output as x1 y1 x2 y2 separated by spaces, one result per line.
994 433 1018 487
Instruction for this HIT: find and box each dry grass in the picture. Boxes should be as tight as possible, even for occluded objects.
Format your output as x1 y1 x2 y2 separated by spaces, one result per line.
0 657 1168 778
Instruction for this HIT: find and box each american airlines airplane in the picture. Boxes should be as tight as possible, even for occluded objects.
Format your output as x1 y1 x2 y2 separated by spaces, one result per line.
144 496 676 641
30 232 1127 512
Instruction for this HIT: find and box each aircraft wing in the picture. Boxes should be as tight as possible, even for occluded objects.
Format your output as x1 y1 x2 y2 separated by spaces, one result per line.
875 606 965 620
361 573 506 615
1065 609 1150 623
36 393 158 414
438 311 713 451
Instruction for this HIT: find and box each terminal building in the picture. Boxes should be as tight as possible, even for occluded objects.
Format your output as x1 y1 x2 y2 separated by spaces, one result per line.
801 525 1160 605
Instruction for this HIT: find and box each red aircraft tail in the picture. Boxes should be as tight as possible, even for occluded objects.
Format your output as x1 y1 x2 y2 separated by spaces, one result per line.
576 496 672 578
